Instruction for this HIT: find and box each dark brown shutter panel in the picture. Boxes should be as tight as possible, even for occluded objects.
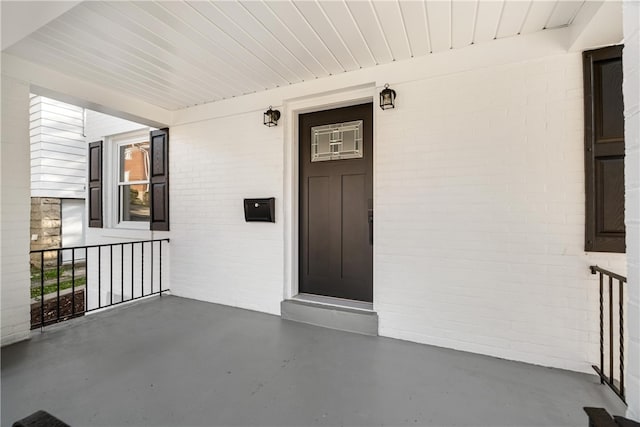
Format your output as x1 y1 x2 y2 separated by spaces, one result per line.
88 140 103 228
150 128 169 231
584 45 625 253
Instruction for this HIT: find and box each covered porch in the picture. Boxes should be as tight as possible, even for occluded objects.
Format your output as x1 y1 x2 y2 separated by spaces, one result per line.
1 0 640 425
1 296 626 426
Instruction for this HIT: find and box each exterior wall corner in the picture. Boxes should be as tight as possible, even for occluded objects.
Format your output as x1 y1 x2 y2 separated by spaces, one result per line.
623 0 640 420
1 75 33 346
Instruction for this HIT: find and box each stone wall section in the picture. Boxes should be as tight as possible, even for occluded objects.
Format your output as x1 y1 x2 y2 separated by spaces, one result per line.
30 197 61 267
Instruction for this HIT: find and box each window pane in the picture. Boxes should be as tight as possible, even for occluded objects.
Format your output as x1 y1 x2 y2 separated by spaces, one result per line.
120 184 150 222
120 142 150 182
311 120 363 162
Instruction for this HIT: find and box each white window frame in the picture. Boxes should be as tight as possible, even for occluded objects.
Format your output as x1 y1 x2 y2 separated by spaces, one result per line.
109 129 151 230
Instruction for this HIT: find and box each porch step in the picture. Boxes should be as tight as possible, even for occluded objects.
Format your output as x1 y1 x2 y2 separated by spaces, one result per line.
281 299 378 336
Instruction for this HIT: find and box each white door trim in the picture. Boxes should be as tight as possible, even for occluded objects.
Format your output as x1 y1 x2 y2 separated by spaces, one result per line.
282 83 377 302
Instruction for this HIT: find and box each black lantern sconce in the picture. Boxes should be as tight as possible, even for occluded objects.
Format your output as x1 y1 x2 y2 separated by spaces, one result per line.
263 106 281 127
379 83 396 110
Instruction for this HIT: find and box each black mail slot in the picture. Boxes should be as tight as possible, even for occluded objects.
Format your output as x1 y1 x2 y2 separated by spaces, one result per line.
244 198 275 222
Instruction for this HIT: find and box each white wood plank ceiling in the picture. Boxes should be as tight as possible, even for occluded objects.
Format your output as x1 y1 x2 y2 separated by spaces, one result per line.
4 1 587 110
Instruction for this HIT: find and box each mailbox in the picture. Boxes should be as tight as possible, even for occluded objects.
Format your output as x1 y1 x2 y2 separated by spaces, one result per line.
244 198 275 222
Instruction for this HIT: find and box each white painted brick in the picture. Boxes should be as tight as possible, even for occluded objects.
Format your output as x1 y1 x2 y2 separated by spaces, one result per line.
624 0 640 419
629 300 640 342
1 76 32 347
169 111 284 315
372 53 626 374
628 225 640 274
629 373 640 422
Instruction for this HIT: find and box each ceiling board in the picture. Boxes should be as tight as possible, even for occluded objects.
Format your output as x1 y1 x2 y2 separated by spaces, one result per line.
188 1 297 86
372 1 412 60
496 1 532 38
520 1 557 34
398 1 430 56
79 2 251 102
34 25 203 104
426 1 451 52
452 1 477 49
346 1 393 64
98 1 254 100
119 2 255 97
156 2 289 89
265 1 343 75
237 0 327 78
2 0 600 111
65 5 205 92
473 1 504 44
45 15 213 104
294 1 360 71
546 1 585 29
202 1 311 82
14 36 183 109
320 1 376 68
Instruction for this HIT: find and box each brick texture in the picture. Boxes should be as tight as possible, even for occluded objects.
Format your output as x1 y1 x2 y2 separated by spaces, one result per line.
374 53 625 372
169 111 284 315
1 76 32 346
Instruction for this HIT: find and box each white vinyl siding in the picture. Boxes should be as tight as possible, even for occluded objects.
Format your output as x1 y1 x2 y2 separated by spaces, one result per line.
30 95 86 199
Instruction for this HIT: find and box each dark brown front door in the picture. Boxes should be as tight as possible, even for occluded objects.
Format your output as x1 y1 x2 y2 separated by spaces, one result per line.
299 103 373 302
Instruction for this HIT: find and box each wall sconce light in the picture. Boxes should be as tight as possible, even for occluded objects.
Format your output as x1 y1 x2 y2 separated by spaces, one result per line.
379 83 396 110
263 106 281 127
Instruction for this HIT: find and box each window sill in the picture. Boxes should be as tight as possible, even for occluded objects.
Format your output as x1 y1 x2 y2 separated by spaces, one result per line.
116 221 150 231
100 226 152 241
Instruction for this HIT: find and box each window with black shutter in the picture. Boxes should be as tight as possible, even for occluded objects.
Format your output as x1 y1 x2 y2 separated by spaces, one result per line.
87 128 168 230
150 128 169 231
583 45 625 253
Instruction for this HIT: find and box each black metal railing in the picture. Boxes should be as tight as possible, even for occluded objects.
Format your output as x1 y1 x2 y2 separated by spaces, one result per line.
30 239 169 329
590 265 627 403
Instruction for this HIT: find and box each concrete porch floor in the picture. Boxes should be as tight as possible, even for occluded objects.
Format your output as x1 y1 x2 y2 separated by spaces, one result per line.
1 296 625 426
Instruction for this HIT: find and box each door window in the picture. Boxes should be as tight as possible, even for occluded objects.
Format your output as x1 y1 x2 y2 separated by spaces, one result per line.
311 120 363 162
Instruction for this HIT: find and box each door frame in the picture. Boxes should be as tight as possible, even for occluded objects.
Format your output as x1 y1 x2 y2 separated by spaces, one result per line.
282 83 377 303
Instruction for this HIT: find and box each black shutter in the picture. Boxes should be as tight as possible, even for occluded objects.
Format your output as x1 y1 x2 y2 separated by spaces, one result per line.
88 140 103 228
584 45 625 253
150 128 169 231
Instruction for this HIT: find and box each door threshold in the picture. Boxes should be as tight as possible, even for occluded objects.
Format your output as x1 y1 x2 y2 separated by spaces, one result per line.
293 293 373 313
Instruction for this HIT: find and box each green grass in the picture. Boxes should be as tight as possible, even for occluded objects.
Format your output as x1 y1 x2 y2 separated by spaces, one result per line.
31 277 86 299
31 265 75 281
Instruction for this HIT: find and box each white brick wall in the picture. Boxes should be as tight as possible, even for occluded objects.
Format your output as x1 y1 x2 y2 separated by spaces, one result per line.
1 76 31 346
374 53 625 372
170 111 284 315
623 0 640 420
169 47 625 373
